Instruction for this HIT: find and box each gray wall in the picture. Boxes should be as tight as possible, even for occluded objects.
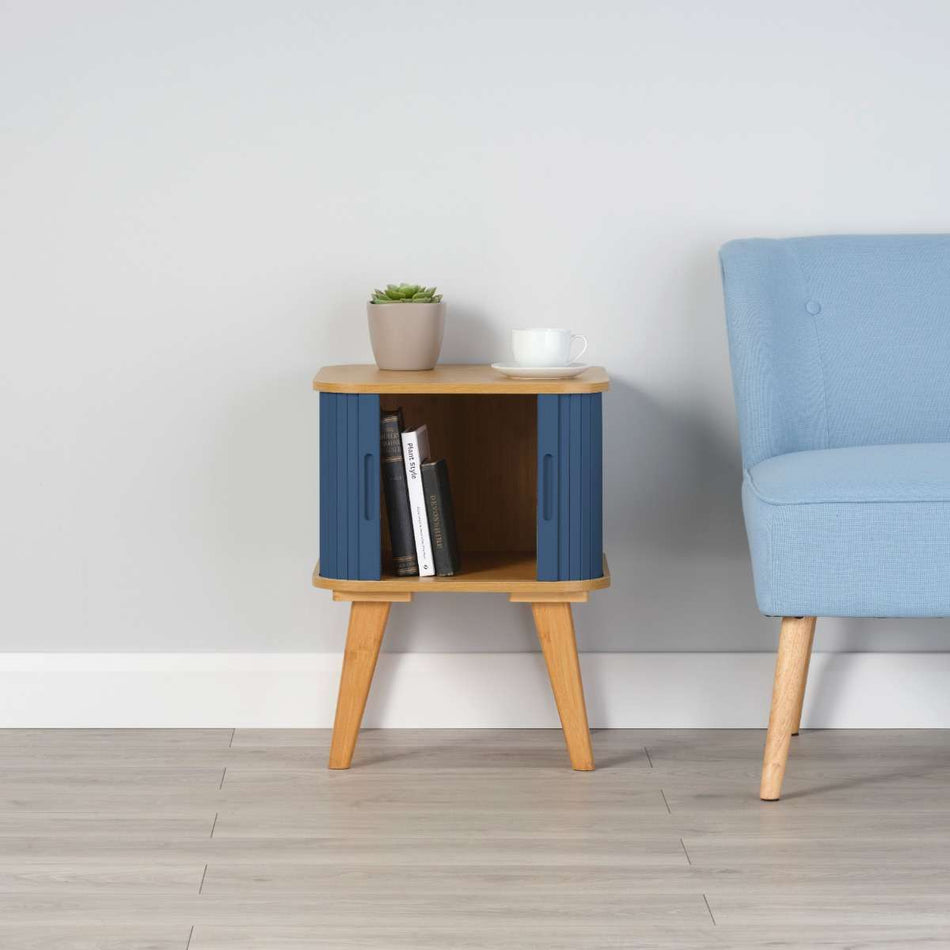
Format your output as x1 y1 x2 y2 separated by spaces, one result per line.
4 0 950 653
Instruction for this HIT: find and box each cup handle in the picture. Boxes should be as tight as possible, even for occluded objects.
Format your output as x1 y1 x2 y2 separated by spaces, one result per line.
569 334 588 364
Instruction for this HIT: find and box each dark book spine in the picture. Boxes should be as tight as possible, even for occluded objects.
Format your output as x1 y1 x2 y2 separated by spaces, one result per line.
421 459 461 577
380 409 418 576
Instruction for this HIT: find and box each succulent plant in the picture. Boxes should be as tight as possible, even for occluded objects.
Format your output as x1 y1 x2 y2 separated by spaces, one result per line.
370 284 443 304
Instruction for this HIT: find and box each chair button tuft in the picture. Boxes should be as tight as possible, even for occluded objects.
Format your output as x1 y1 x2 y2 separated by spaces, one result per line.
805 300 822 315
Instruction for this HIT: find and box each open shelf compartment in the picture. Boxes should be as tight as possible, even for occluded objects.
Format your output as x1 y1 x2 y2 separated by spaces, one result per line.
381 393 536 580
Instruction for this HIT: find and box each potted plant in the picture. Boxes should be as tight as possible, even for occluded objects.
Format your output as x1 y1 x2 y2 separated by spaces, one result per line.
367 284 445 370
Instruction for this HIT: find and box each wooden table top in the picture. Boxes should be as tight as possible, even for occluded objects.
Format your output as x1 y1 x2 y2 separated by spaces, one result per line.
313 364 610 395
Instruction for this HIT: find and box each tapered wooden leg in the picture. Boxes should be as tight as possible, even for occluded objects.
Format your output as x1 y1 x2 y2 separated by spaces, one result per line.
790 616 816 736
761 616 817 800
328 601 390 769
531 602 595 771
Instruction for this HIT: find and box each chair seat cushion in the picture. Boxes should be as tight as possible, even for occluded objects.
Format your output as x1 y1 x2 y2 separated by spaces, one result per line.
743 443 950 616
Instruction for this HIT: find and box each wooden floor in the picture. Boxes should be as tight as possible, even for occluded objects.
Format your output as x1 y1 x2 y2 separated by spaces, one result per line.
2 729 950 949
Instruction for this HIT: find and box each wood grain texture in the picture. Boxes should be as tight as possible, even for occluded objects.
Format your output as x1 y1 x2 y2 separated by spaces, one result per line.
313 363 610 394
0 927 189 949
331 591 412 602
509 591 588 603
4 728 950 947
314 553 611 593
760 616 817 800
790 616 816 736
531 603 594 770
327 602 390 769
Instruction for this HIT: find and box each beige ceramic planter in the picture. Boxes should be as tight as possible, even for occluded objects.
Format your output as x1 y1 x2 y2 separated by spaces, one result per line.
367 301 445 370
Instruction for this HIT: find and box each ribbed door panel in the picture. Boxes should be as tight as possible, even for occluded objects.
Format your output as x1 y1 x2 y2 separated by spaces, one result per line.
319 392 381 580
536 393 603 581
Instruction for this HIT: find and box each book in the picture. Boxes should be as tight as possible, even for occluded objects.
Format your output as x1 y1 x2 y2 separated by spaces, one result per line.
401 425 435 577
421 459 461 576
380 408 418 576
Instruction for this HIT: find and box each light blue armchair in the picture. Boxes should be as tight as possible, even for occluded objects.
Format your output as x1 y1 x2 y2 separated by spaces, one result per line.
720 235 950 800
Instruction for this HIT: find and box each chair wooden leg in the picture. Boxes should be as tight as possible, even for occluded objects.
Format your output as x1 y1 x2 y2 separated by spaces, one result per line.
531 602 595 771
328 601 390 769
790 616 816 736
761 616 817 800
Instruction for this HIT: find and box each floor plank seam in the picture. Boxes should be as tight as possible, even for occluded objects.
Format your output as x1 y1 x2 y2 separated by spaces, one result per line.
660 788 672 814
702 894 716 926
680 838 691 865
229 728 235 749
210 812 218 838
219 767 227 790
198 864 207 895
644 746 654 768
185 925 194 950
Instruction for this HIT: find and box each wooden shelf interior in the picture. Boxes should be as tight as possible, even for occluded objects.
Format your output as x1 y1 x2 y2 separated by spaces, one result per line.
380 394 537 576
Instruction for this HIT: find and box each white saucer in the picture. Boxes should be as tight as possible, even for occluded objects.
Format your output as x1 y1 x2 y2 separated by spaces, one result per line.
491 362 589 380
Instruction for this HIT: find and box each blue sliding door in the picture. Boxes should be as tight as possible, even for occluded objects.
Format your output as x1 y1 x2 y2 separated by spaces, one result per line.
319 392 381 580
537 393 603 581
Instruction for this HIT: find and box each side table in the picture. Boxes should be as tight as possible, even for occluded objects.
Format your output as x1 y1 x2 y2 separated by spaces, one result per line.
313 364 610 770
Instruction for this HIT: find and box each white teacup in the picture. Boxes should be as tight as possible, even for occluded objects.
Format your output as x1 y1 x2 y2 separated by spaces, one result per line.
511 328 588 367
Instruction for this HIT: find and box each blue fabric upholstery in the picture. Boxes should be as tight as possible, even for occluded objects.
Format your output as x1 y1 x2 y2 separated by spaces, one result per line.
744 445 950 616
721 235 950 616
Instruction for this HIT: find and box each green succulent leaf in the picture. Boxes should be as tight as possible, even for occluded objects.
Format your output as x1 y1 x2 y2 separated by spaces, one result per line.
370 283 442 304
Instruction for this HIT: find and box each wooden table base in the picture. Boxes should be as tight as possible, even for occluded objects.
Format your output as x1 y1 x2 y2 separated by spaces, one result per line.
327 594 595 771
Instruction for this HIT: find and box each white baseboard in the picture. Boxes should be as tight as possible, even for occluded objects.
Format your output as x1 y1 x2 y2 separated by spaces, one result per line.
1 652 949 728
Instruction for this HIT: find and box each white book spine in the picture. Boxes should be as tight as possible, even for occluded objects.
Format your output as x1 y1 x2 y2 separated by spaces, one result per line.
401 426 434 577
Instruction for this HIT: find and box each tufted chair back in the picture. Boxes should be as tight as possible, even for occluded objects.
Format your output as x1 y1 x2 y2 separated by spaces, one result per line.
720 235 950 468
